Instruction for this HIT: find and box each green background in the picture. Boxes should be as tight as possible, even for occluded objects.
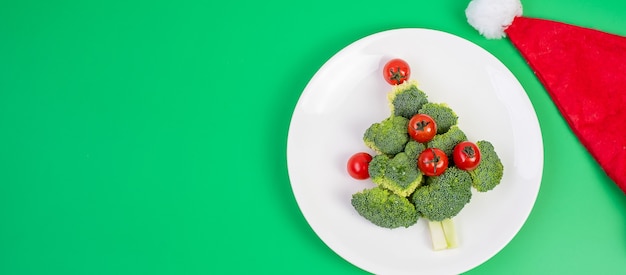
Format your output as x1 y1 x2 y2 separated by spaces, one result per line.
1 0 625 274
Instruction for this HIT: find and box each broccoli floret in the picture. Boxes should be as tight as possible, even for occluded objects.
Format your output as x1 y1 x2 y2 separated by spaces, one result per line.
404 140 426 161
468 140 504 192
411 167 472 221
368 152 423 197
351 186 419 228
427 125 467 156
388 80 429 119
368 154 388 180
363 115 409 155
418 102 458 134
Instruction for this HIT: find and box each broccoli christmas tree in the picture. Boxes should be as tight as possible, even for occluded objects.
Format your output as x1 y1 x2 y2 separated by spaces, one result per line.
351 78 504 251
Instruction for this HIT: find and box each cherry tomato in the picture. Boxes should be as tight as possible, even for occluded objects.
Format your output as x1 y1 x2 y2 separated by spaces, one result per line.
453 141 481 171
408 114 437 143
417 148 448 177
383 58 410 85
347 152 373 180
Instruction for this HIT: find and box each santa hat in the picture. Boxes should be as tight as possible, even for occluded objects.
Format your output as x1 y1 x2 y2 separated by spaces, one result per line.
465 0 626 194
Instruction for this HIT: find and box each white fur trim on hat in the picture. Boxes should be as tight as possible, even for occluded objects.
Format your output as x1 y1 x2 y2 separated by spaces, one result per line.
465 0 523 39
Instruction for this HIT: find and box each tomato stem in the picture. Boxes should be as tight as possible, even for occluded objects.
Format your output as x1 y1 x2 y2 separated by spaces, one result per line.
388 66 405 84
414 120 431 131
462 145 475 158
425 148 441 174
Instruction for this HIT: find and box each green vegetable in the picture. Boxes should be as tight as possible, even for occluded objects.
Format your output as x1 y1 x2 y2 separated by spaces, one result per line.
350 76 505 251
363 115 409 156
427 218 458 250
367 154 388 181
404 140 426 162
368 152 423 197
387 80 429 119
419 102 458 134
468 140 504 192
427 125 467 156
411 167 472 221
427 220 448 250
440 218 458 248
351 186 419 229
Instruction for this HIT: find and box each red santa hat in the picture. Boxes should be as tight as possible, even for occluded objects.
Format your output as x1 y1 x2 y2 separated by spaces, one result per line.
466 0 626 194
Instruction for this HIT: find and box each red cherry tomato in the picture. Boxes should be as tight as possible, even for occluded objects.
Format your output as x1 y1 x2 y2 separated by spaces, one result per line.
408 114 437 143
417 148 448 177
453 141 481 171
383 58 410 85
347 152 373 180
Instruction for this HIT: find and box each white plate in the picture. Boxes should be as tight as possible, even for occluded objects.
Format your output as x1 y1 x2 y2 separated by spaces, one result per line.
286 28 543 275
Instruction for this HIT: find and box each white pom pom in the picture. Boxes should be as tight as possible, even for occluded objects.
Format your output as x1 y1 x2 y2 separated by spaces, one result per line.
465 0 523 39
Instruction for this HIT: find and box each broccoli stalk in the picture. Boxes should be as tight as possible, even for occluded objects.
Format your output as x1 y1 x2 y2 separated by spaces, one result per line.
427 219 448 250
427 218 458 250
